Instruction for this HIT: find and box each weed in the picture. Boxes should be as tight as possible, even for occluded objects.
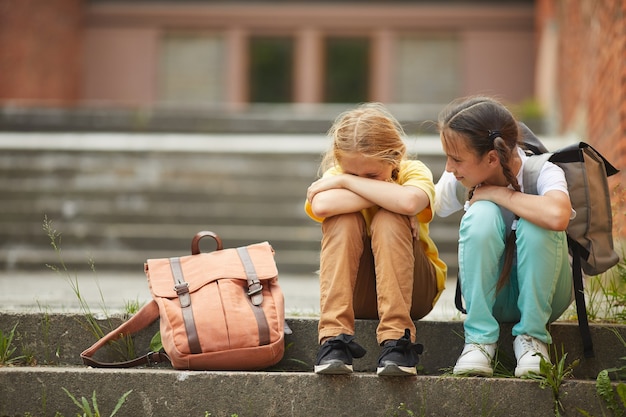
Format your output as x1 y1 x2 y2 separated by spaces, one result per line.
564 242 626 325
62 387 133 417
526 345 579 417
579 329 626 416
389 402 416 416
0 322 26 366
43 216 137 362
37 301 61 365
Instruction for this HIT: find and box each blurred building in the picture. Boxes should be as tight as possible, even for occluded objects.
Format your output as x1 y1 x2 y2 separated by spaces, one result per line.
0 0 538 127
0 0 624 271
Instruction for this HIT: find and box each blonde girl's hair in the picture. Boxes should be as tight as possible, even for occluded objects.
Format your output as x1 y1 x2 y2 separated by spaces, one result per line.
438 96 521 292
319 102 407 178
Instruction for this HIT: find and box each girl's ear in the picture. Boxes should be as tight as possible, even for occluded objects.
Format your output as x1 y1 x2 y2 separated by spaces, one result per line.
486 149 500 166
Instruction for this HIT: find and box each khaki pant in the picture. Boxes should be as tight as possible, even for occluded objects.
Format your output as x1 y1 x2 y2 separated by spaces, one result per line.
318 209 438 345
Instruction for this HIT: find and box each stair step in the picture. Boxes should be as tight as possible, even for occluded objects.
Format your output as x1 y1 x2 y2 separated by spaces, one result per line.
0 313 623 417
0 367 602 417
0 133 464 276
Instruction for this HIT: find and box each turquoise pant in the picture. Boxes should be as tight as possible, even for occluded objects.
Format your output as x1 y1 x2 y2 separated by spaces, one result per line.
458 201 573 345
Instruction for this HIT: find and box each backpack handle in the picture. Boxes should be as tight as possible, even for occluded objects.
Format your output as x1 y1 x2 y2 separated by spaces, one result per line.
191 231 223 255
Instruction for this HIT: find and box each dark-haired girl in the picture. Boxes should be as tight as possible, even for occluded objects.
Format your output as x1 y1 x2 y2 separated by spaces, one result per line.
435 96 574 377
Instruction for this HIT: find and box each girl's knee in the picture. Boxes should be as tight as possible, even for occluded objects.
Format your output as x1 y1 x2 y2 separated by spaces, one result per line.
516 219 563 247
460 201 505 242
371 208 406 227
322 212 365 235
370 209 411 239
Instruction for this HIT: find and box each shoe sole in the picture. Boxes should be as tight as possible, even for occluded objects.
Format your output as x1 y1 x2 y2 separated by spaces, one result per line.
453 365 493 377
376 363 417 376
515 366 541 378
314 360 353 375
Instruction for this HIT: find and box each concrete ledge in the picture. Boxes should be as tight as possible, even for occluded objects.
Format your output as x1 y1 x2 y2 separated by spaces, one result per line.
1 314 624 416
1 313 624 379
0 367 610 417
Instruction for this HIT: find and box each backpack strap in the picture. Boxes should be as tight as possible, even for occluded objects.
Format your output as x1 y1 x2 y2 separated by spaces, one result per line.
570 236 595 358
80 300 168 368
522 153 552 195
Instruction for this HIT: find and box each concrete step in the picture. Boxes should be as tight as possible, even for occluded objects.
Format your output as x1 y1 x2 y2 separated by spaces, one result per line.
0 132 463 276
0 312 624 416
0 367 604 417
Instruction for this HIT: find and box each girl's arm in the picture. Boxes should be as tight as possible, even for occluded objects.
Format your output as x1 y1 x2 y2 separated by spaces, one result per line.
471 185 571 231
307 174 429 219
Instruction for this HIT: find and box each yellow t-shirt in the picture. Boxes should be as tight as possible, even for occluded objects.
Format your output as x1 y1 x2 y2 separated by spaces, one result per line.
304 160 447 304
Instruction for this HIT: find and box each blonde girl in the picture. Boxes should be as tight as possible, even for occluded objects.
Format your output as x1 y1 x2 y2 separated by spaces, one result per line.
305 102 446 376
435 96 573 377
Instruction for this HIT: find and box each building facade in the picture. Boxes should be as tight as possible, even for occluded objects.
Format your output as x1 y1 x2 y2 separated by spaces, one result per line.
0 0 536 112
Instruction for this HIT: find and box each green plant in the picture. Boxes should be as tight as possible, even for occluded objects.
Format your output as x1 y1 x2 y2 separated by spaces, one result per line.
62 388 133 417
579 329 626 416
0 322 26 366
387 402 417 417
510 98 545 121
526 345 579 417
561 245 626 325
37 301 61 365
43 216 137 361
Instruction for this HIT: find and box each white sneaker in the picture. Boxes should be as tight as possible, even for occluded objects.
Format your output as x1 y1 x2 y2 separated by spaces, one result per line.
453 343 497 377
513 335 550 377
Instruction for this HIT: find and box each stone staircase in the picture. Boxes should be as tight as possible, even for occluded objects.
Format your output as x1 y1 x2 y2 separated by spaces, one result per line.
0 132 461 277
4 130 617 417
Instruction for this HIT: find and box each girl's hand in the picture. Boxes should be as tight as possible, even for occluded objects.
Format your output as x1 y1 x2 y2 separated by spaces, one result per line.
470 183 571 231
469 184 509 204
307 176 344 203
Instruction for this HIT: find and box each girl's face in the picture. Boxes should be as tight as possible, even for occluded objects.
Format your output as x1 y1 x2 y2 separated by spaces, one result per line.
441 133 498 188
339 152 394 181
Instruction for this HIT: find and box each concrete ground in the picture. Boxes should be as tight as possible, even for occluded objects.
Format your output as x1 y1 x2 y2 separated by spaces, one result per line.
0 270 460 321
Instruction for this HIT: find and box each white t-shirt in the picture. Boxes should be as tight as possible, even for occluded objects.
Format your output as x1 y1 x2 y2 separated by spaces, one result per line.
435 146 570 218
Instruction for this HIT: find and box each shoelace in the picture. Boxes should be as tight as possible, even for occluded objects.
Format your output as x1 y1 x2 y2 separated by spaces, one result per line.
324 334 367 359
383 329 423 356
518 336 544 356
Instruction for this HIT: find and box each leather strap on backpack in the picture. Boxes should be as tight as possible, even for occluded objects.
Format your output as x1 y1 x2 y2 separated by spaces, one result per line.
570 237 595 358
170 257 202 354
80 300 168 368
237 246 271 345
237 246 264 306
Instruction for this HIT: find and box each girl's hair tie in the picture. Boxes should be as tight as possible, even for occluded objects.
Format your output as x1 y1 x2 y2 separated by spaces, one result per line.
487 130 502 141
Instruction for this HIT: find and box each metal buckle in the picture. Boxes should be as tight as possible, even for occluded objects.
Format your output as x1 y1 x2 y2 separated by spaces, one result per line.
146 351 159 366
247 284 263 296
174 282 189 295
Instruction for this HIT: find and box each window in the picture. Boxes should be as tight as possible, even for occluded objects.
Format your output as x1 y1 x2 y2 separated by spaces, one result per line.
158 34 224 105
394 35 460 103
249 37 293 103
324 37 369 103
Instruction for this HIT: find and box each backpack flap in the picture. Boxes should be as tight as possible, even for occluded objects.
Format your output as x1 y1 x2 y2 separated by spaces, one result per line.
146 241 278 299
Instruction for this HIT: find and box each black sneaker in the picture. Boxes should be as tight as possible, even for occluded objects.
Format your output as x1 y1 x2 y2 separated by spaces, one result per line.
314 334 367 375
376 329 423 376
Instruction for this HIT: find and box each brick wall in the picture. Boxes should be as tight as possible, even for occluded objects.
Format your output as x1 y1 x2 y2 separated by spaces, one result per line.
540 0 626 238
0 0 83 105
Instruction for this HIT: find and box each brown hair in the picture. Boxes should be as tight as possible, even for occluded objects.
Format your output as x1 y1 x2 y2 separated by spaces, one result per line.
319 103 407 179
438 96 522 292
